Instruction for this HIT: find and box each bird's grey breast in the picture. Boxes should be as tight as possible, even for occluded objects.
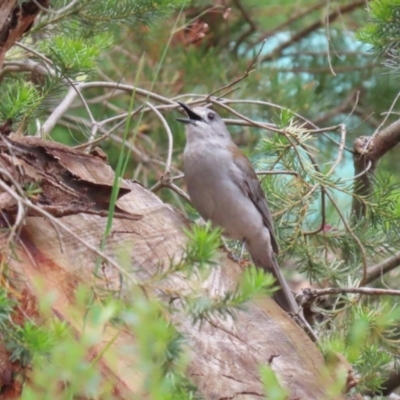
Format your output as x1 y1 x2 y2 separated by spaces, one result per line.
184 143 231 221
183 142 264 242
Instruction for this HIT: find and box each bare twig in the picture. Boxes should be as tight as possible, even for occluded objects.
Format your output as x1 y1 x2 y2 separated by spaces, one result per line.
326 124 346 177
269 63 379 74
313 89 360 127
41 87 77 135
145 101 173 174
326 188 368 284
372 90 400 140
257 170 300 177
206 40 266 101
303 286 400 298
168 183 191 203
365 251 400 285
325 0 336 77
232 0 257 53
73 106 144 150
260 0 365 62
249 1 327 49
32 0 79 15
15 41 53 65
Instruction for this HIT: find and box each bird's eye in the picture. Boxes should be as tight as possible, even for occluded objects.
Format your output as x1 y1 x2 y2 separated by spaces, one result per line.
208 112 215 120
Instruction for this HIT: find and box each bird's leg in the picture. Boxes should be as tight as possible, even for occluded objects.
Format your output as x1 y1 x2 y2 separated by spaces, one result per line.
291 308 319 343
195 218 243 263
221 237 235 258
239 239 246 261
224 238 246 263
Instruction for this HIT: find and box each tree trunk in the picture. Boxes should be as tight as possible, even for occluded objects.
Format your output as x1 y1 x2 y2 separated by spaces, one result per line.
0 136 344 399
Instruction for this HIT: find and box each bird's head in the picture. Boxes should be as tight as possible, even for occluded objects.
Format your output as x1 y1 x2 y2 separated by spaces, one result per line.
176 102 231 144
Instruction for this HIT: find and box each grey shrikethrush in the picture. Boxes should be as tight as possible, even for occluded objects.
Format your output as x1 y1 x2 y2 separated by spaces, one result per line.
176 102 298 314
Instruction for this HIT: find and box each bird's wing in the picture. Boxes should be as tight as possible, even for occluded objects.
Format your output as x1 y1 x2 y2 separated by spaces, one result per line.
229 144 280 254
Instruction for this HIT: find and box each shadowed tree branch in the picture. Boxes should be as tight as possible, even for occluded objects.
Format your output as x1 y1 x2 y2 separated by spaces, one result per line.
261 0 365 62
352 118 400 218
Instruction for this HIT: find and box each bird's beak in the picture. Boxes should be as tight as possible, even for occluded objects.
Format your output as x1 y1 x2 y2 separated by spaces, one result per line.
176 102 203 124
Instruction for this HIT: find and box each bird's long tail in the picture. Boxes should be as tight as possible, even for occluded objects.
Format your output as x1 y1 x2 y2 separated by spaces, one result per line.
247 241 298 314
268 255 298 314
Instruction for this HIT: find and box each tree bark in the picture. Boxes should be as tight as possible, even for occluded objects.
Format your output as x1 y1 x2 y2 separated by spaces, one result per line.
352 119 400 218
0 137 344 399
0 0 49 68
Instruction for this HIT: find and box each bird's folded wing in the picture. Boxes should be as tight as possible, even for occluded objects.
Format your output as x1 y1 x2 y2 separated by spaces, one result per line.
229 145 280 254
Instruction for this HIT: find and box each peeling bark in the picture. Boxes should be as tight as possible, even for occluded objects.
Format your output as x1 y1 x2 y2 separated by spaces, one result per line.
0 136 142 220
0 1 49 68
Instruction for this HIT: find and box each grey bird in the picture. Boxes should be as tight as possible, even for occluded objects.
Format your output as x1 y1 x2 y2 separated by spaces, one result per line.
176 102 298 314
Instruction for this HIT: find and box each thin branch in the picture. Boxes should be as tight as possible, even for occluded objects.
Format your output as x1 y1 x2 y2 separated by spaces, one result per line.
167 182 191 203
232 0 256 31
260 0 365 63
352 116 400 218
312 88 360 126
365 251 400 285
232 0 257 53
73 106 144 150
372 89 400 141
41 87 77 135
32 0 79 15
145 101 173 175
326 124 346 177
341 160 371 183
326 188 368 283
303 286 400 298
269 63 379 74
209 99 286 135
206 40 266 101
325 0 336 77
249 1 327 49
257 170 300 177
15 41 53 64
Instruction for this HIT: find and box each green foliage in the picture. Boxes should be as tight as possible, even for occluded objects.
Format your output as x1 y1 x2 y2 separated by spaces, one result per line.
0 286 14 327
182 265 276 323
35 0 186 32
20 303 116 399
123 292 197 400
319 302 400 392
273 108 296 129
44 35 112 76
357 0 400 50
155 225 276 324
260 365 288 400
0 81 41 122
0 0 185 132
184 222 222 272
